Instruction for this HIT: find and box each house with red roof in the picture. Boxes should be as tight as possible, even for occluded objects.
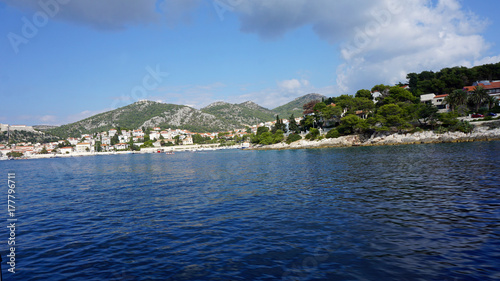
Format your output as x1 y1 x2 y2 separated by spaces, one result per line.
464 80 500 104
432 94 450 113
59 147 73 154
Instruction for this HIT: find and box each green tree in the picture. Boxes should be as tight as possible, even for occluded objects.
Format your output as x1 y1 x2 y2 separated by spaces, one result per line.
128 138 138 151
192 134 206 144
355 89 373 100
7 151 23 158
40 147 49 154
259 132 274 145
338 114 367 135
272 115 286 133
469 86 489 112
173 135 181 145
305 128 320 140
406 72 419 95
377 104 408 128
300 115 315 131
273 129 284 143
371 84 391 93
380 86 417 105
111 134 119 145
288 114 299 134
286 133 302 144
256 126 269 136
336 95 355 112
352 97 375 115
324 104 343 119
486 95 497 111
313 102 327 113
438 112 459 127
326 129 340 138
417 104 439 127
95 141 102 152
445 89 468 112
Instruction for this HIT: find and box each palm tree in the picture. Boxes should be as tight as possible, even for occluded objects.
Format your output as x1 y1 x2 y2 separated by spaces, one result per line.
468 86 489 112
445 89 468 112
486 95 498 111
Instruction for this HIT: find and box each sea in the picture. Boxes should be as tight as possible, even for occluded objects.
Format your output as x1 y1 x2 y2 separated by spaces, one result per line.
1 141 499 280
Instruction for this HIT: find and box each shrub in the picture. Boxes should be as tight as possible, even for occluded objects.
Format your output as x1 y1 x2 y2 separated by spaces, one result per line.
326 129 340 138
305 128 320 140
273 130 284 143
411 127 423 133
259 132 274 145
438 112 459 126
286 133 302 144
451 121 473 133
435 126 448 134
7 151 23 158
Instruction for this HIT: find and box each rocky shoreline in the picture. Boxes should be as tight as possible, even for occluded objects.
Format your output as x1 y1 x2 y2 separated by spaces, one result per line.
249 120 500 150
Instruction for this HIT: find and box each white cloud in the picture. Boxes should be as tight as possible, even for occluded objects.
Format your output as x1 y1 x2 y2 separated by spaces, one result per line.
278 79 303 91
5 0 499 98
474 55 500 67
334 0 495 93
230 0 499 94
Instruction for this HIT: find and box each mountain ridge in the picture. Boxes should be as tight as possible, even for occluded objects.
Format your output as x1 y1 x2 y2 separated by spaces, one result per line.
47 94 325 138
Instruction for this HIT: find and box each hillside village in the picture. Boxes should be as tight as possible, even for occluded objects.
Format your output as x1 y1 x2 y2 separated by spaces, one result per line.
0 116 305 158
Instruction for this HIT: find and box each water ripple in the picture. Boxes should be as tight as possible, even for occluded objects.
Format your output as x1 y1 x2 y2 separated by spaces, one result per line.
1 142 499 280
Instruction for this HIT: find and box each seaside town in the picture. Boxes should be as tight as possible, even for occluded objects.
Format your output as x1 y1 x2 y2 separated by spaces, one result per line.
2 79 500 160
0 117 304 159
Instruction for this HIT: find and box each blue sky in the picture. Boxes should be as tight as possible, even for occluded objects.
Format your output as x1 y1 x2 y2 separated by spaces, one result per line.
1 0 499 126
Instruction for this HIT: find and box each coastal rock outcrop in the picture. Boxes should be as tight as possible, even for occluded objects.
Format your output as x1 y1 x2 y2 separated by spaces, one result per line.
250 121 500 150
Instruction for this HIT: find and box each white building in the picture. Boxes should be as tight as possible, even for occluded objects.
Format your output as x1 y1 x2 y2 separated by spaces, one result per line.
114 143 129 150
119 135 130 143
102 136 111 145
76 143 92 153
150 131 160 140
132 130 144 137
100 144 111 152
432 94 450 113
160 131 171 139
60 147 73 154
182 136 193 145
420 93 435 105
67 138 79 146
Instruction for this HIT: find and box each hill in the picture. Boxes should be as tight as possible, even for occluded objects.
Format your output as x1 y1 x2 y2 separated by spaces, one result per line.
201 101 276 127
47 101 233 138
272 93 326 118
45 94 325 138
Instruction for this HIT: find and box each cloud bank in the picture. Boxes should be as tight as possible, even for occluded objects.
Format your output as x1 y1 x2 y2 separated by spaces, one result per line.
231 0 497 93
2 0 202 29
4 0 499 96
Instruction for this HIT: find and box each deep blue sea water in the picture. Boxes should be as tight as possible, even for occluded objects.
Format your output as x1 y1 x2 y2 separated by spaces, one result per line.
1 141 500 280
